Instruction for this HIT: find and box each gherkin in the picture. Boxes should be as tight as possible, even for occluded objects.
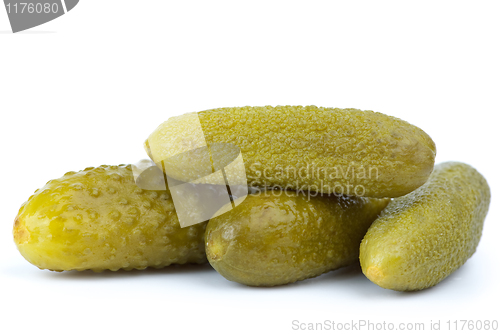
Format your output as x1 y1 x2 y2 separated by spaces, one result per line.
145 106 436 198
13 164 208 272
360 162 490 291
205 189 389 286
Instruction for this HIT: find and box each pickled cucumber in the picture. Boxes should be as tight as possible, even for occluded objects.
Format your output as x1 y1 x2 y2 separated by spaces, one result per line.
205 189 389 286
360 162 490 291
145 106 436 198
13 164 208 272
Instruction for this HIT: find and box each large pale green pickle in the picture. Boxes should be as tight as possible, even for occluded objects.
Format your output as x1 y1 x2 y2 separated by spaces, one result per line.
205 189 389 286
13 164 207 272
360 162 490 291
145 106 436 198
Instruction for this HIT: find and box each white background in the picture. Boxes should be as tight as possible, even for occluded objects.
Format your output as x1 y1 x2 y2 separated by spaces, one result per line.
1 1 499 333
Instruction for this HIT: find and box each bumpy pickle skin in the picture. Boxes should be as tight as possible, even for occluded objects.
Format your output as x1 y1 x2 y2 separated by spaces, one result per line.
145 106 436 198
360 162 490 291
205 189 389 286
13 164 207 272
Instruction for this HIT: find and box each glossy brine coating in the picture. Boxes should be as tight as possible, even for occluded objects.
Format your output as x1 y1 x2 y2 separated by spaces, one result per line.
13 165 207 272
205 189 389 286
145 106 436 198
360 162 490 291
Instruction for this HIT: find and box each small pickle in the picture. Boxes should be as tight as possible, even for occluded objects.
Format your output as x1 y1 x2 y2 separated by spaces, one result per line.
205 189 389 286
13 164 207 272
360 162 490 291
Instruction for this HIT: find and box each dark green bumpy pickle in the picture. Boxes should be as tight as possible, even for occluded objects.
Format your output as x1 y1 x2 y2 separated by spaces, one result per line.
360 162 490 291
13 164 207 272
205 189 389 286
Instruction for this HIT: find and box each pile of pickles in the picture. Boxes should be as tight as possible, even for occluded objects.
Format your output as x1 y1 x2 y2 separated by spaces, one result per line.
14 106 490 291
